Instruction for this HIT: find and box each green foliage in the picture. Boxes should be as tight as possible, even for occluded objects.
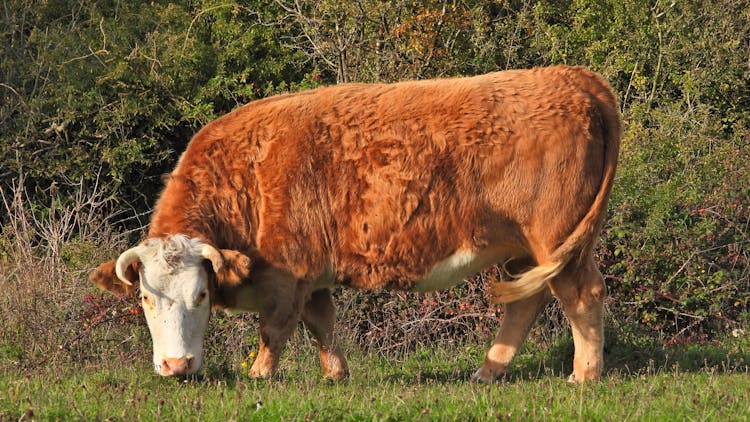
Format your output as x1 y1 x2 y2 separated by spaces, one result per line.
1 0 310 214
601 100 749 334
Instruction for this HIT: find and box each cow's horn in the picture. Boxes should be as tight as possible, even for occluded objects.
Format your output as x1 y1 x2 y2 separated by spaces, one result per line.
115 246 146 286
201 244 224 273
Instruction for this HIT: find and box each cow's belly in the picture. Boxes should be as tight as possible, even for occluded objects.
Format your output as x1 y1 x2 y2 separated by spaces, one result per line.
410 246 520 292
225 269 335 313
225 285 260 313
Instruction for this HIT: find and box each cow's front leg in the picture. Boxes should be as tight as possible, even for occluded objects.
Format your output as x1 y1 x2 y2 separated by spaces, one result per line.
248 270 308 379
302 288 349 380
249 313 300 379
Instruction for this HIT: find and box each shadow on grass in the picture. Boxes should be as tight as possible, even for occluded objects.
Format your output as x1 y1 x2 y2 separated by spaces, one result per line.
379 326 750 385
509 325 750 382
180 363 254 387
384 367 474 384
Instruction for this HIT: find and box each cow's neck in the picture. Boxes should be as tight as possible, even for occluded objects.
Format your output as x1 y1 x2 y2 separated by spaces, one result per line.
147 172 258 254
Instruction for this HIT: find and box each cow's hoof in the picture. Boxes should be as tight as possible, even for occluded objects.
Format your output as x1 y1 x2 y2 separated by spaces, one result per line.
320 349 349 381
322 358 349 380
323 367 349 381
567 371 601 384
471 367 505 383
248 370 271 379
248 363 274 379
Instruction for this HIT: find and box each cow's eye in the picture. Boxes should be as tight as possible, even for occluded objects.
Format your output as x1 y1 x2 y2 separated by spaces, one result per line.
141 295 150 306
197 291 207 304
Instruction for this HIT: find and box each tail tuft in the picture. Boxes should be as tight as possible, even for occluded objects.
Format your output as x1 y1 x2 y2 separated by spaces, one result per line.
490 261 563 303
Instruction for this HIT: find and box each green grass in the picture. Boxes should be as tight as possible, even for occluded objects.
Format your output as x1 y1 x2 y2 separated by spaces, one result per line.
2 341 750 421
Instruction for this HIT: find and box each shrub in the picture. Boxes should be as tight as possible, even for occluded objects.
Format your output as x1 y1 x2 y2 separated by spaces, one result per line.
0 176 143 369
601 103 749 338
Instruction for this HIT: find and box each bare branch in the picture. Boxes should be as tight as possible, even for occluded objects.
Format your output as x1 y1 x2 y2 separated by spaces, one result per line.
59 18 109 67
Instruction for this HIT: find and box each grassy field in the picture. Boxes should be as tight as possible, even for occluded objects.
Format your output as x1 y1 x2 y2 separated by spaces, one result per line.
2 337 749 421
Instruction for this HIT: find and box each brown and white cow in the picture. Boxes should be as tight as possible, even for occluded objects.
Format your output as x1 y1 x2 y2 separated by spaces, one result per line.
91 65 620 383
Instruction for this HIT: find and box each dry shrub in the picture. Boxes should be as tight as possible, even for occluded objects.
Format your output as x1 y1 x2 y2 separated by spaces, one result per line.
0 174 147 371
331 267 573 359
334 277 500 356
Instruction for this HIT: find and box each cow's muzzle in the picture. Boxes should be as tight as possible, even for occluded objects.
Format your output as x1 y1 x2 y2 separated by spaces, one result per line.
159 355 196 376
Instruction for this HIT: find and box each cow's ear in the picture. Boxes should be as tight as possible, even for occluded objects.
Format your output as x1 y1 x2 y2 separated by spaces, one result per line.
213 249 252 286
90 259 139 297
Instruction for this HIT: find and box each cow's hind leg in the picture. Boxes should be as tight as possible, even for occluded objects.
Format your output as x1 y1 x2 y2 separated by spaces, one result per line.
549 256 605 383
472 288 550 382
302 288 349 380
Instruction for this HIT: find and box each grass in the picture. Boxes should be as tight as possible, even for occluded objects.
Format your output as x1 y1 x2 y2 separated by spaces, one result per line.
2 338 750 421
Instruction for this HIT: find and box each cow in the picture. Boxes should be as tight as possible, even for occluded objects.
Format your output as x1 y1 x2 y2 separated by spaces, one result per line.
90 65 620 383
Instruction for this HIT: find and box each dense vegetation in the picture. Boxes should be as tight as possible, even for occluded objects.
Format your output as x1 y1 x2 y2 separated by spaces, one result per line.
1 0 749 380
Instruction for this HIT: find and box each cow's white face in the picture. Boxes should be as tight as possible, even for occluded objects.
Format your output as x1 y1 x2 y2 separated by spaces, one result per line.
115 236 222 376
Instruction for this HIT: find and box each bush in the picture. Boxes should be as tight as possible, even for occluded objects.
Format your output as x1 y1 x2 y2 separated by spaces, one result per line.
601 102 750 337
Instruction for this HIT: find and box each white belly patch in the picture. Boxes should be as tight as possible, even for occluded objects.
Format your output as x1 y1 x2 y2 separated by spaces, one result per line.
411 247 514 292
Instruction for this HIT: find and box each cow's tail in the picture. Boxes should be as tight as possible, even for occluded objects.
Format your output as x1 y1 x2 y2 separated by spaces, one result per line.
491 71 621 304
